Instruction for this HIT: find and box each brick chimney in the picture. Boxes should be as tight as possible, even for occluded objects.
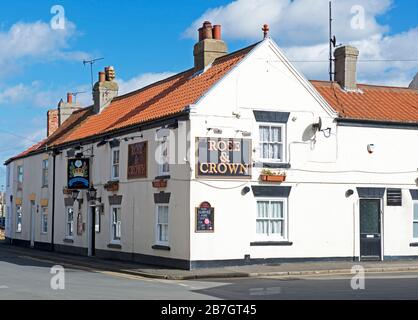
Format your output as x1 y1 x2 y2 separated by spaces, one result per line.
93 66 119 114
47 93 80 137
194 22 228 71
409 73 418 89
334 46 360 91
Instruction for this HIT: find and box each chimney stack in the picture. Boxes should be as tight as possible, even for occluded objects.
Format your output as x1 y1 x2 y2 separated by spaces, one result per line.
194 22 228 71
47 93 80 137
67 92 73 104
334 45 360 91
93 66 119 114
409 73 418 89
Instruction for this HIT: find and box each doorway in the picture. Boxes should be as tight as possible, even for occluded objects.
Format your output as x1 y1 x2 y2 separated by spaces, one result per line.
89 206 96 256
360 199 382 261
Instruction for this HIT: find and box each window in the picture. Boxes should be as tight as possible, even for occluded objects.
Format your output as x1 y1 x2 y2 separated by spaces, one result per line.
66 207 74 238
259 124 285 162
41 207 48 234
414 202 418 239
6 165 10 187
159 137 170 176
16 205 22 233
111 148 120 180
156 205 169 245
111 206 121 242
17 165 23 187
256 199 287 240
95 206 101 233
42 159 49 187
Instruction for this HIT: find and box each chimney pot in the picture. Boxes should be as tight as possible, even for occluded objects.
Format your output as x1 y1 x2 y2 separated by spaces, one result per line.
212 25 222 40
202 21 213 40
67 93 73 104
99 71 106 83
334 45 359 91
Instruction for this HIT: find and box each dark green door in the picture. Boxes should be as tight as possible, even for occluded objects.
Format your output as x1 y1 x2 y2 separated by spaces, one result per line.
360 199 382 260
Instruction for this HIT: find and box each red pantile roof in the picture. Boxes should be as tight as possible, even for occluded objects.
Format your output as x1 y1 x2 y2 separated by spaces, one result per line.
311 80 418 123
6 44 256 163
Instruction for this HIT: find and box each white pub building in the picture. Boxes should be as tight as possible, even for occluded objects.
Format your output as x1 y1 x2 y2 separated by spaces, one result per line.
4 22 418 269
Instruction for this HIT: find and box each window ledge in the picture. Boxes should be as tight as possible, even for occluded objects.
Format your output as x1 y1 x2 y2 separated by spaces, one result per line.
410 243 418 247
63 238 74 243
107 243 122 249
256 162 291 169
250 241 293 247
155 175 171 180
152 244 171 251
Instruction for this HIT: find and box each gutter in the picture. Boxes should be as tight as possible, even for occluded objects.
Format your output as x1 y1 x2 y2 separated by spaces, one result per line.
336 118 418 130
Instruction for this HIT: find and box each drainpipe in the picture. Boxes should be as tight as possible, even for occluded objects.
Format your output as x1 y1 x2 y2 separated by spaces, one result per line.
50 149 57 252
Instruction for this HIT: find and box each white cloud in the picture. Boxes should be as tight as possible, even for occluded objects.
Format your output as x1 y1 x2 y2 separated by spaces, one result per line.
185 0 418 86
118 72 176 95
0 20 90 79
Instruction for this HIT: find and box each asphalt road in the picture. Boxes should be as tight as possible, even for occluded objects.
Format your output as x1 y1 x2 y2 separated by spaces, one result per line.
1 246 418 300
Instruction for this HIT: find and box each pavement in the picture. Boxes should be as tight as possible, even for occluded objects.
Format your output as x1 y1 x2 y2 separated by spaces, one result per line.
3 242 418 280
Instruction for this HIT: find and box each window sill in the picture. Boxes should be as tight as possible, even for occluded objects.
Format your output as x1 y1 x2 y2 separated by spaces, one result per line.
155 175 171 180
250 241 293 247
107 243 122 249
63 238 74 243
152 244 171 251
410 243 418 247
255 162 291 169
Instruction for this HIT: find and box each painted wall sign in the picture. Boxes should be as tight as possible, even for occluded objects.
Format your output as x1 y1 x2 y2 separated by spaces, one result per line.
67 158 90 189
195 202 215 232
127 141 147 179
196 137 252 178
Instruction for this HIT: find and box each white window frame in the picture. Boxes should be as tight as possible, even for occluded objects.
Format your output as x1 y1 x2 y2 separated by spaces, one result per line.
110 206 121 244
413 201 418 240
110 148 120 181
258 123 286 163
16 205 22 233
41 207 48 234
17 165 24 186
42 159 49 187
158 137 170 176
255 198 288 242
156 205 169 245
65 207 74 239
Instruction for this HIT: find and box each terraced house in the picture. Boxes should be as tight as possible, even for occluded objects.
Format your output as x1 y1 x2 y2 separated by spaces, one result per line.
4 22 418 269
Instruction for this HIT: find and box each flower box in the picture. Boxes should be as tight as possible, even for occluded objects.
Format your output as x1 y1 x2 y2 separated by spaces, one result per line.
104 181 119 192
260 174 286 182
62 187 72 195
152 179 168 188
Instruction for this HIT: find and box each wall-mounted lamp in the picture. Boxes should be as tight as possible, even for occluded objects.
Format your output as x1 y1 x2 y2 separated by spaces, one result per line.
345 189 354 198
241 186 251 196
367 144 375 154
236 130 252 137
71 189 80 201
87 186 101 203
207 128 223 134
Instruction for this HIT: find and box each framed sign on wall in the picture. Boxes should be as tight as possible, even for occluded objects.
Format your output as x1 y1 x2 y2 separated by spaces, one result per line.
127 141 148 179
195 202 215 233
196 137 252 178
68 158 90 189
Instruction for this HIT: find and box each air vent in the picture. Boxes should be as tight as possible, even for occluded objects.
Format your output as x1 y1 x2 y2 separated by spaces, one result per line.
387 188 402 206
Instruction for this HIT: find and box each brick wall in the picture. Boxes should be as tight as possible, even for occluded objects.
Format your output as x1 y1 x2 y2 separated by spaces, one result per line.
47 109 59 137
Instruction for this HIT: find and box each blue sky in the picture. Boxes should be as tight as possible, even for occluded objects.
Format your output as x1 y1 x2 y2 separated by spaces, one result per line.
0 0 417 186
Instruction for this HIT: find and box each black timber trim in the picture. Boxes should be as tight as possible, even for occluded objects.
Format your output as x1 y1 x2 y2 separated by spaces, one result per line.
252 186 292 198
155 175 171 180
253 111 290 123
109 139 120 148
108 195 123 206
357 187 386 199
154 192 171 204
410 190 418 200
250 241 293 247
5 111 189 165
336 118 418 130
34 241 53 251
54 243 88 256
63 238 74 243
410 243 418 247
152 245 171 251
386 188 402 206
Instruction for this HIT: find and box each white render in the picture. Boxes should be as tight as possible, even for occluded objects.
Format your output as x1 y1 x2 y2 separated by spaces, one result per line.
5 38 418 268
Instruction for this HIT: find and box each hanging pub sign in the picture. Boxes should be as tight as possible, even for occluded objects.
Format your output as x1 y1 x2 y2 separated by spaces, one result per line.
67 158 90 189
195 202 214 232
127 141 147 179
196 137 252 178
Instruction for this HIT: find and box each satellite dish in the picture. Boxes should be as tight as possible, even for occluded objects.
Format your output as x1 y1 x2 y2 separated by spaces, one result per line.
312 117 323 132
